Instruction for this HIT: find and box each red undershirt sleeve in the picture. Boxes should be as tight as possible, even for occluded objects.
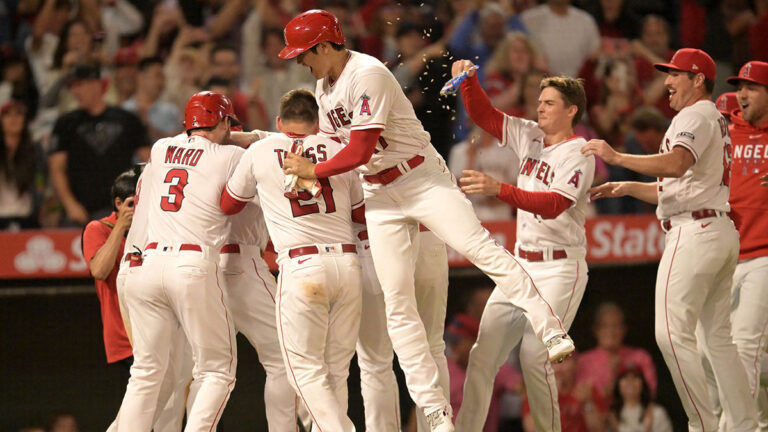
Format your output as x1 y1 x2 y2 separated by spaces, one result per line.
459 74 505 141
497 183 572 219
314 128 381 178
220 187 247 215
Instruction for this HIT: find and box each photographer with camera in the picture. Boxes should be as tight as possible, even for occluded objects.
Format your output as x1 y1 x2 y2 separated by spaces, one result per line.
81 167 139 382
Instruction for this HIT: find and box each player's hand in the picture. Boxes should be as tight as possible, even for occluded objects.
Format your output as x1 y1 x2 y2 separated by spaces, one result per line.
115 196 135 231
451 60 477 79
64 199 89 225
760 172 768 188
283 152 317 179
459 170 501 196
581 139 620 165
588 181 629 200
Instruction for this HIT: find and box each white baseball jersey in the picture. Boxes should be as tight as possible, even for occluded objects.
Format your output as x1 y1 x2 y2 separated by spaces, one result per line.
147 134 244 247
227 200 269 249
500 115 595 249
316 50 432 174
122 163 155 262
225 133 363 256
657 100 731 219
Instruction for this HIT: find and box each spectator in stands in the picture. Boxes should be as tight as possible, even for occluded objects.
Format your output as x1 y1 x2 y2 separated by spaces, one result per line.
446 313 522 432
208 43 252 126
105 46 139 106
586 0 642 39
484 32 546 114
122 57 182 142
82 167 137 386
512 68 549 121
47 412 79 432
589 56 642 148
0 100 40 230
607 363 673 432
523 354 607 432
521 0 600 78
749 0 768 62
449 126 519 220
48 64 149 226
577 302 657 401
595 106 665 214
631 15 676 119
449 2 526 76
0 46 39 117
206 75 269 132
390 21 455 159
164 26 207 112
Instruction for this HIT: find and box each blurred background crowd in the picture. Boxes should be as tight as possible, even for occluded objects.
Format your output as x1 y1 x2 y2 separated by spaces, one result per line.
1 0 767 230
2 0 767 430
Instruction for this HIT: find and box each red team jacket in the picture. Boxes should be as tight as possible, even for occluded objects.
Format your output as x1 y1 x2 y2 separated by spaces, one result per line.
82 212 133 363
728 110 768 260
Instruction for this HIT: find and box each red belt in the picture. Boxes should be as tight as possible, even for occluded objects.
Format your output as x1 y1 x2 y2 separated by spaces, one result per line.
220 244 241 254
661 209 719 231
289 244 357 258
518 248 567 262
363 155 424 185
145 242 202 252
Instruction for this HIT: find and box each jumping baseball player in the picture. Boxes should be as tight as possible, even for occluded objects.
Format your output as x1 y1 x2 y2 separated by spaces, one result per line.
219 200 298 430
116 91 242 431
583 48 758 431
221 89 364 432
724 60 768 429
451 60 594 432
278 10 573 431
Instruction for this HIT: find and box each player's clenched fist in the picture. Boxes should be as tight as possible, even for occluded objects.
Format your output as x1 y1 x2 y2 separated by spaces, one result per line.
588 182 629 200
459 170 502 196
451 60 477 78
283 152 318 179
581 139 620 165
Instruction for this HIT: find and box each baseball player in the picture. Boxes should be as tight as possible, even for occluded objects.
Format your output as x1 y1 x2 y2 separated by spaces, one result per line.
716 91 739 122
116 91 242 431
219 200 298 430
278 10 573 431
583 48 758 431
450 60 594 432
724 60 768 429
355 224 450 432
221 89 364 432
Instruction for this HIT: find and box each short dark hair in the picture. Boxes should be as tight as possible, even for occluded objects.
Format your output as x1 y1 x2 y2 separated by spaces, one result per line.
630 106 668 132
279 89 319 124
686 71 715 94
110 167 140 210
540 76 587 126
205 76 233 89
210 43 237 61
308 42 345 54
138 56 163 71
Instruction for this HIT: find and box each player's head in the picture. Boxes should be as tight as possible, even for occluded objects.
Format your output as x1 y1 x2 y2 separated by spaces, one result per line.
184 91 241 142
110 166 140 211
727 61 768 126
537 76 586 131
593 302 626 351
279 10 346 79
654 48 716 111
67 63 107 109
629 106 667 153
715 91 739 122
276 89 320 135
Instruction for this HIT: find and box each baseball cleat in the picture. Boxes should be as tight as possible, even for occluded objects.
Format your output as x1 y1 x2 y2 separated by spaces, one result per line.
425 405 454 432
546 334 575 363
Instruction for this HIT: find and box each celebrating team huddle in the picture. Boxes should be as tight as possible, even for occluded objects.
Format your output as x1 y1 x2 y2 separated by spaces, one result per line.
98 8 768 432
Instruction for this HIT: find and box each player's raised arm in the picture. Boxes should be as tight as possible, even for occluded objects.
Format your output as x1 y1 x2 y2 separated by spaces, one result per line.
452 60 505 141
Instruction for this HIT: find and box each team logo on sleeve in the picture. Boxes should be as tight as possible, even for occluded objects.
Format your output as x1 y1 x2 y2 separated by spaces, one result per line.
567 169 582 188
359 94 372 116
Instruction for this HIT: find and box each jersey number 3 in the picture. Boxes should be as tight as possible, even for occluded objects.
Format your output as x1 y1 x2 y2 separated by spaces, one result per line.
160 169 188 212
290 178 336 217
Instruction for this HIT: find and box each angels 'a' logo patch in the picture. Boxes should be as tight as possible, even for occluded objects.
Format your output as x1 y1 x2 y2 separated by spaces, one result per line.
567 169 583 188
359 94 372 116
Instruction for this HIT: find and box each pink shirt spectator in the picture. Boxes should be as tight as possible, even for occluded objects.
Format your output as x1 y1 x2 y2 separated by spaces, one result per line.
576 346 657 398
448 358 522 432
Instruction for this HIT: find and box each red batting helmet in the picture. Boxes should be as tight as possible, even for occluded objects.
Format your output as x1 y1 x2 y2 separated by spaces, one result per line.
184 91 241 131
278 9 345 59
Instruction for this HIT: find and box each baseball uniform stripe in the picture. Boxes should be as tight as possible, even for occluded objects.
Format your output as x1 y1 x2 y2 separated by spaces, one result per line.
226 184 254 202
671 141 699 161
211 264 236 430
550 187 578 203
752 317 768 395
663 227 706 428
252 258 276 304
543 357 556 430
562 261 581 323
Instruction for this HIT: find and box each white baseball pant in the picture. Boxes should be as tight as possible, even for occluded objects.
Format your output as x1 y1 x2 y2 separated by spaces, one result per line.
356 230 450 432
362 154 567 418
118 245 237 432
456 255 587 431
219 244 297 431
655 216 757 431
110 264 192 432
276 245 362 432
